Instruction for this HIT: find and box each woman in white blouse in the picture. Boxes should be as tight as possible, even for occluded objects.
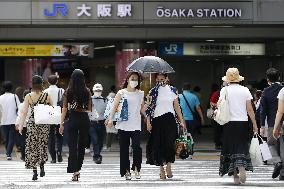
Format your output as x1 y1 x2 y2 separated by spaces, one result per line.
218 68 258 185
106 72 144 180
145 73 186 180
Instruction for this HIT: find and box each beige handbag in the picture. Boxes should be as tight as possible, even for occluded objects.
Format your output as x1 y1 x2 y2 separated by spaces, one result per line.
214 87 230 125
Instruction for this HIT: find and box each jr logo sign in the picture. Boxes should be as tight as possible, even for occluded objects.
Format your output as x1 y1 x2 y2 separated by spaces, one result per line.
159 43 183 56
44 3 68 17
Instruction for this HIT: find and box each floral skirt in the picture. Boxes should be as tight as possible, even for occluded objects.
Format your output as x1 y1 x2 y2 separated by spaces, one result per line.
25 118 50 169
219 121 253 176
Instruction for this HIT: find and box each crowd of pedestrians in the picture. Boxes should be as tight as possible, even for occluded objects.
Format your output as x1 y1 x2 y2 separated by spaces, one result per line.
0 66 283 185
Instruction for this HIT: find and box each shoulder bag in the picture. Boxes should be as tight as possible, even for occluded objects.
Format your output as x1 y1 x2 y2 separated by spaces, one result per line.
34 93 61 125
104 90 128 121
214 87 230 125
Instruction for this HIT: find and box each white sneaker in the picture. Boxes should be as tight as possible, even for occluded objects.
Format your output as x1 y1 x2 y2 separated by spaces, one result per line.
239 167 246 184
85 148 90 154
7 156 12 161
134 171 141 179
233 171 240 185
125 171 132 180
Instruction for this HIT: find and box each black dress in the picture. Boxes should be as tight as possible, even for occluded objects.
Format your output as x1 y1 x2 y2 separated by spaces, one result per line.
219 121 253 176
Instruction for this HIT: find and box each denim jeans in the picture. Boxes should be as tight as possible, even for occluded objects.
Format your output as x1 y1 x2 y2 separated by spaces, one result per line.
90 121 106 157
1 124 16 157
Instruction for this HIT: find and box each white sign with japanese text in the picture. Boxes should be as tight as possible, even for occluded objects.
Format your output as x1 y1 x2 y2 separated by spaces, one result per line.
183 43 265 56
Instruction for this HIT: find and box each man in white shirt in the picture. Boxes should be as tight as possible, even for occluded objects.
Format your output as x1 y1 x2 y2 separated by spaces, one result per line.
44 75 65 163
0 81 20 160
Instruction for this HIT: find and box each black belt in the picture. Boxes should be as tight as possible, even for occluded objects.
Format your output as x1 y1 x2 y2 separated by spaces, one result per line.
91 120 105 124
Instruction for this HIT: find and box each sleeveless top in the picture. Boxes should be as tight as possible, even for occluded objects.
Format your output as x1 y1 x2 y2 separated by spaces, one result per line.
28 93 48 119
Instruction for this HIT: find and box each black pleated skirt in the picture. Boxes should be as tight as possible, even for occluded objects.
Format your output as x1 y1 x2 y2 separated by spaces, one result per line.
146 112 178 166
219 121 253 176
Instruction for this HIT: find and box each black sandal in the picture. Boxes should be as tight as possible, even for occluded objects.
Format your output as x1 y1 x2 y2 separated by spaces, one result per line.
72 172 80 181
40 163 45 177
32 169 38 181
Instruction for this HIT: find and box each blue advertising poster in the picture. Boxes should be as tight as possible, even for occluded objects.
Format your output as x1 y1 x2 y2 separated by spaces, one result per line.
159 43 184 56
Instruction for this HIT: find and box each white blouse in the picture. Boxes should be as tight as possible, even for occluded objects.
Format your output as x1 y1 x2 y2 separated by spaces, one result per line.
154 85 178 118
115 89 144 131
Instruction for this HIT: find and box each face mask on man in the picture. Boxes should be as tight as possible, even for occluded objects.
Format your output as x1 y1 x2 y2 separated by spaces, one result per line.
129 81 138 89
93 91 102 97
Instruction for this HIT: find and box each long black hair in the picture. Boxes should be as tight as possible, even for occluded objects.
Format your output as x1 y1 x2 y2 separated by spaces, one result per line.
66 69 89 108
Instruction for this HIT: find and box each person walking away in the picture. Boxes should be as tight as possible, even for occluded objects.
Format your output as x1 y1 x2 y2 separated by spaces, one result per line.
16 75 52 180
0 81 20 160
259 68 284 179
59 69 91 181
218 68 258 184
15 89 31 161
272 86 284 180
209 83 223 149
145 73 186 180
44 75 65 163
14 86 25 152
106 72 144 180
193 86 203 134
104 85 117 150
89 83 107 164
254 90 262 129
179 83 204 138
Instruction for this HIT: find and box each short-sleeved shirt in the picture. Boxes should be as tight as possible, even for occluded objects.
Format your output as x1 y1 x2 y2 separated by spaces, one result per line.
210 91 220 104
179 91 200 121
277 88 284 101
219 84 253 121
44 85 64 106
115 89 144 131
90 96 107 121
154 85 178 118
0 93 20 125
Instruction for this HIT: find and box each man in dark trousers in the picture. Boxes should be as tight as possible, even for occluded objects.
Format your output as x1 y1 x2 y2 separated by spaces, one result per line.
89 83 107 164
44 75 65 163
260 68 284 180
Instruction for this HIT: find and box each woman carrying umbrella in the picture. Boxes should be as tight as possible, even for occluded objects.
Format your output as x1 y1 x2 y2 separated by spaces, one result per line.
127 56 185 179
144 73 186 179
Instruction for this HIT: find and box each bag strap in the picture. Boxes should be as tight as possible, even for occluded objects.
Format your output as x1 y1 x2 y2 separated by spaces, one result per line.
182 93 195 115
28 93 44 107
57 89 62 102
223 87 228 100
37 93 47 105
255 133 265 143
14 95 18 113
28 94 35 104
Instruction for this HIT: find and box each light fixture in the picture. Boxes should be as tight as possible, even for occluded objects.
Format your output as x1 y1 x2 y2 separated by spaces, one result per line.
195 59 201 62
206 39 215 42
146 41 155 44
276 54 282 56
192 25 234 28
94 45 116 50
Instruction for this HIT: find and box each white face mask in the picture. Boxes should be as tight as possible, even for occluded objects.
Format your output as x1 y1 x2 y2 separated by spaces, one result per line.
93 92 102 97
129 81 138 89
